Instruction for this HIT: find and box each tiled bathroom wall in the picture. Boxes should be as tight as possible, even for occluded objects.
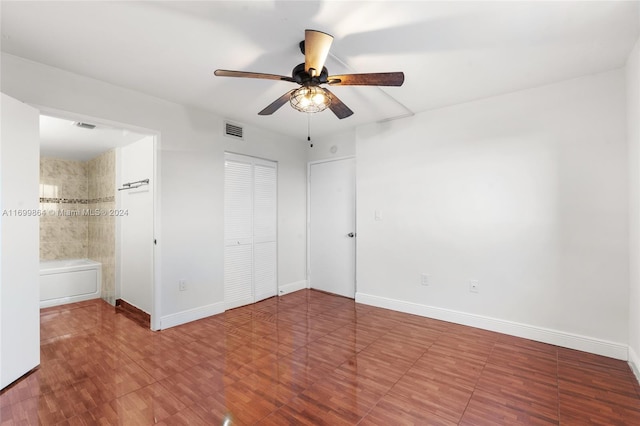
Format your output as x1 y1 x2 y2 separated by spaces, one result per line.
87 150 116 305
39 151 116 305
39 158 89 260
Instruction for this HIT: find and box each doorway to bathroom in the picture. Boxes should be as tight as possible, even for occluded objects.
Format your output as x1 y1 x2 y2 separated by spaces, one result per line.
38 110 159 329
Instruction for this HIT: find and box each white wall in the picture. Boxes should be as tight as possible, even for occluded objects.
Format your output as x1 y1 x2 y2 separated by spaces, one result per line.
0 54 308 328
307 129 356 163
628 34 640 370
1 93 40 388
356 70 629 358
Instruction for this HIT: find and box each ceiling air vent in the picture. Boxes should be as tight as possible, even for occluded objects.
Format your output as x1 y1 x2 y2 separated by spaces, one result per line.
73 121 96 130
224 121 244 140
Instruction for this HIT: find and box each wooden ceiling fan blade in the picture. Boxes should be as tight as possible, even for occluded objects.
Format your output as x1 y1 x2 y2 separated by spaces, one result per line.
325 89 354 119
214 69 296 83
258 89 296 115
327 72 405 86
304 30 333 78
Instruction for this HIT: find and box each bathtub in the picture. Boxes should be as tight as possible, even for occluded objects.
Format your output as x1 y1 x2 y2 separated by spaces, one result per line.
39 259 102 308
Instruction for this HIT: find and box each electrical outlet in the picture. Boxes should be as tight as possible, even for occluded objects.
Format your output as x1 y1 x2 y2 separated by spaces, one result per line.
179 280 187 291
469 280 479 293
421 273 430 286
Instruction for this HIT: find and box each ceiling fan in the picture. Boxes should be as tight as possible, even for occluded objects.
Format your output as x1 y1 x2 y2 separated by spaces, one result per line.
214 29 405 119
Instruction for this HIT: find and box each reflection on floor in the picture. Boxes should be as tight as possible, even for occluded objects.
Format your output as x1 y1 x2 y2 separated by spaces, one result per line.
2 289 640 424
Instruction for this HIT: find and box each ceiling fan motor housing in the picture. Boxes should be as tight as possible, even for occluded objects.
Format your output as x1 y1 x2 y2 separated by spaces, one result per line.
292 63 328 86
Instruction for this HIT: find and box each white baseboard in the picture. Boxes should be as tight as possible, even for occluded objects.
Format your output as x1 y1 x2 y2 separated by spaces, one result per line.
159 301 225 330
279 280 308 296
160 281 309 330
629 346 640 384
356 292 628 361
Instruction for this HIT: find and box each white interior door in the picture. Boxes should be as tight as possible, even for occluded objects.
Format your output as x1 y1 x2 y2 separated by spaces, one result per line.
1 93 40 389
309 158 356 298
118 136 154 316
224 153 277 310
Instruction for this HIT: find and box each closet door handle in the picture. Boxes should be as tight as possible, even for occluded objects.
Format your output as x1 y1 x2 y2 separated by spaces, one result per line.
347 232 356 238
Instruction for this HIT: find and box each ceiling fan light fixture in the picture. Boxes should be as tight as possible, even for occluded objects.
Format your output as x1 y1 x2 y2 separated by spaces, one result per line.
290 86 331 113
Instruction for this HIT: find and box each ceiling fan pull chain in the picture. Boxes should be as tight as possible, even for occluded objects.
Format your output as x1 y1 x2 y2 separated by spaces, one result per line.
308 113 313 148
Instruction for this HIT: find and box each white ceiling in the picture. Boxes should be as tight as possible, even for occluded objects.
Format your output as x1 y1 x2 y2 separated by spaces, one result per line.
39 115 148 161
2 1 639 141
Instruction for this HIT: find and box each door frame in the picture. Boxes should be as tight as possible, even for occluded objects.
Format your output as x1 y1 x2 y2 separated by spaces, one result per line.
306 156 357 295
33 104 162 330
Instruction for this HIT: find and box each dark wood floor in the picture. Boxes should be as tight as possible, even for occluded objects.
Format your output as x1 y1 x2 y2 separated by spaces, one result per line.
2 289 640 425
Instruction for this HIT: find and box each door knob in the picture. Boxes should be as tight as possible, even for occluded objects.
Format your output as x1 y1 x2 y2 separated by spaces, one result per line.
347 232 356 238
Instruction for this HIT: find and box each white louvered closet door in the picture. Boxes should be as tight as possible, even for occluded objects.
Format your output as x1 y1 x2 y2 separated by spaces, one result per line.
253 163 277 301
224 153 277 310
